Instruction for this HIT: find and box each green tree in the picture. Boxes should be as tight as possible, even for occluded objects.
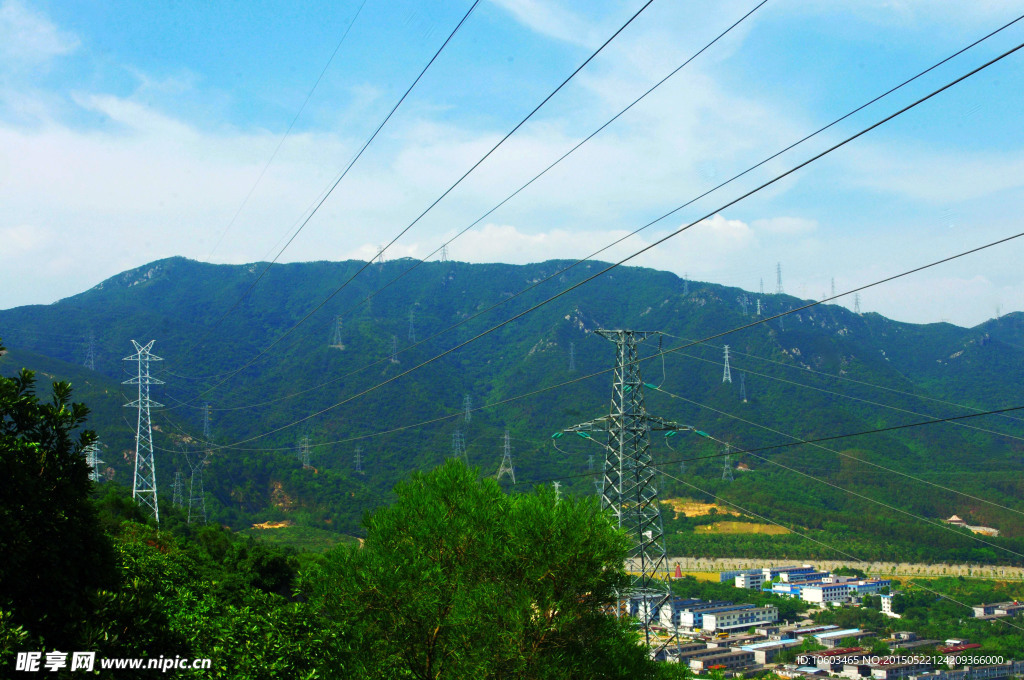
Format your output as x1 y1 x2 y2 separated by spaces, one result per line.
0 351 116 649
303 460 683 679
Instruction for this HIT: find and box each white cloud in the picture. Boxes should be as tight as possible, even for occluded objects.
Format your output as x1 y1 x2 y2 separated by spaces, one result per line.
0 0 78 65
487 0 602 48
0 224 49 258
752 217 818 235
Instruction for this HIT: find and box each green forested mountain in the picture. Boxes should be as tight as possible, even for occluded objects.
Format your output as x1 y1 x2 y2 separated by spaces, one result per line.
2 256 1023 563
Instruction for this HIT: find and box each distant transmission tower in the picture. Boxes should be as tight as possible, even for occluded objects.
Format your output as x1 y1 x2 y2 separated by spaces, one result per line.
587 454 594 471
123 340 163 523
408 308 416 342
722 345 732 384
854 293 862 315
83 331 96 371
552 481 561 503
722 444 734 482
463 394 472 423
831 278 836 298
299 435 312 469
202 402 211 439
354 446 364 474
496 431 515 483
171 470 184 507
776 263 784 294
390 335 400 364
683 273 689 295
558 329 710 649
84 442 104 483
440 244 448 262
569 342 576 372
187 451 207 524
451 429 467 464
756 298 762 316
593 477 603 494
760 278 764 296
740 373 748 403
330 316 344 349
376 244 386 272
738 294 749 316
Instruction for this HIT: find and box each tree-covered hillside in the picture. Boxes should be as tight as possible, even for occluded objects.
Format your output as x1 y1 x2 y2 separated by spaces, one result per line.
2 257 1022 562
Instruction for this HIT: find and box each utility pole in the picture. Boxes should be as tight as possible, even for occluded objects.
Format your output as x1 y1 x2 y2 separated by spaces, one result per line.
463 394 472 423
497 430 515 483
390 335 400 364
740 372 748 403
408 308 416 342
123 340 162 523
354 446 364 474
722 345 732 384
84 331 96 371
776 263 783 295
722 444 734 482
569 342 576 372
557 329 711 649
187 450 207 525
84 442 104 483
330 316 344 349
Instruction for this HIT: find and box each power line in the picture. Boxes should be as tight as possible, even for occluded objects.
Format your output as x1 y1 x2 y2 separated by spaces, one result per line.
646 382 1024 528
656 467 1024 635
171 0 654 396
160 19 1024 416
182 0 483 363
191 42 1024 448
206 0 371 260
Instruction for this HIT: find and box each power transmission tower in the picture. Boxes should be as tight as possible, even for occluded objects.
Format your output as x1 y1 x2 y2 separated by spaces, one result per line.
297 434 311 468
376 244 386 272
558 329 708 649
408 308 416 342
587 454 594 471
722 345 732 384
593 477 603 494
740 372 748 403
187 451 207 525
123 340 163 523
738 294 749 316
172 470 184 507
390 335 400 364
84 442 104 483
552 481 561 503
330 316 345 349
760 278 764 296
756 298 762 316
83 330 96 371
568 342 576 372
463 394 472 423
354 446 364 474
683 273 689 295
722 444 734 482
440 244 448 262
776 263 783 294
854 293 862 315
831 278 836 297
451 429 467 464
203 402 211 439
496 431 515 483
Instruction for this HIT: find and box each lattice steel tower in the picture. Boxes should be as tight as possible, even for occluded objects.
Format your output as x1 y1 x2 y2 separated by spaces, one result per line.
463 394 472 423
187 450 207 524
722 444 734 482
776 263 784 294
84 331 96 371
354 446 364 474
390 335 400 364
202 402 211 439
497 430 515 483
722 345 732 384
854 293 862 314
84 442 104 483
408 308 416 342
124 340 163 522
569 342 576 372
558 329 705 648
740 372 748 403
172 470 184 507
330 316 344 349
451 429 467 464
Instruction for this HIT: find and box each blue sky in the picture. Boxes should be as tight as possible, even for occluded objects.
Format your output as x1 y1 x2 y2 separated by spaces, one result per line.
2 0 1023 325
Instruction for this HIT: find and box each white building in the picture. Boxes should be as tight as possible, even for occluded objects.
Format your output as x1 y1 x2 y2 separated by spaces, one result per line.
703 606 778 632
